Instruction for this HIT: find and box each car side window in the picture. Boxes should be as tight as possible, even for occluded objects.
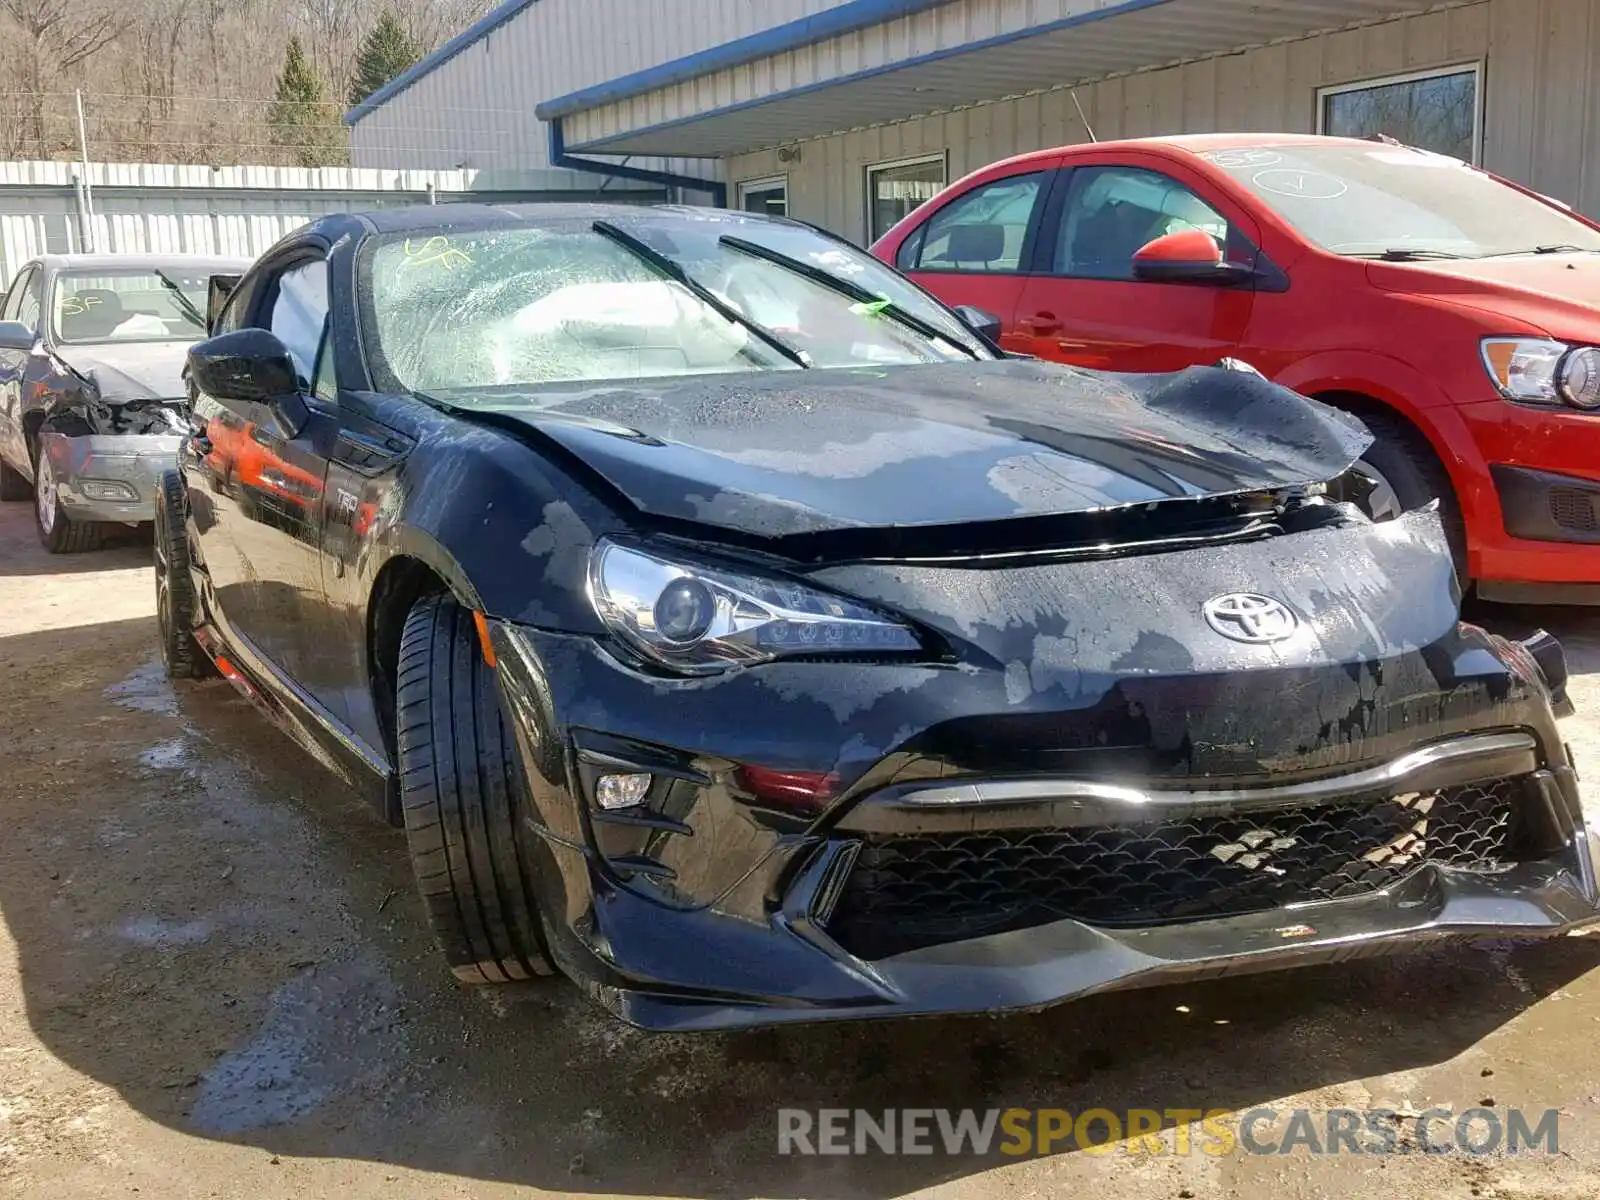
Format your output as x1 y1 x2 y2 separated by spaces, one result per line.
266 259 330 388
1 267 34 322
15 270 43 332
902 173 1046 273
1052 166 1230 280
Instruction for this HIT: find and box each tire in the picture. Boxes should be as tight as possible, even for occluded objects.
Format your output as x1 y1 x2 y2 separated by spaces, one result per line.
0 457 28 501
154 470 214 680
1346 409 1467 576
34 449 102 554
397 594 554 984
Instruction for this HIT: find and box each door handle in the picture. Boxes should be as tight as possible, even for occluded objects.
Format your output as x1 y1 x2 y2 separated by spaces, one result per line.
1020 311 1062 336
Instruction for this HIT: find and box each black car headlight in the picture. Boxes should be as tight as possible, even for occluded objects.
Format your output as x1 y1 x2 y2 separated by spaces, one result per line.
588 539 919 673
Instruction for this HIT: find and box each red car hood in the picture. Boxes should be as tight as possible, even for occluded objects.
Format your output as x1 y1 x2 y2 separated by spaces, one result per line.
1368 253 1600 338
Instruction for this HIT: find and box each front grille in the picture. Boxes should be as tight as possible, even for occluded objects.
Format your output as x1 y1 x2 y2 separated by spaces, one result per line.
1550 488 1599 533
826 779 1529 960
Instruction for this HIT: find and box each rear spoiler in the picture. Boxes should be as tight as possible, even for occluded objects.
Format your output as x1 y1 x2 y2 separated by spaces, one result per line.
206 274 242 333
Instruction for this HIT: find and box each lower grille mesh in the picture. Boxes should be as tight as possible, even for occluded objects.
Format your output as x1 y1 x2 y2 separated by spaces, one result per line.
827 779 1527 960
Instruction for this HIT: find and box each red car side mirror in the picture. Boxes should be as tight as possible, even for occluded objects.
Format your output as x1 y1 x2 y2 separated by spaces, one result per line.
1132 229 1254 285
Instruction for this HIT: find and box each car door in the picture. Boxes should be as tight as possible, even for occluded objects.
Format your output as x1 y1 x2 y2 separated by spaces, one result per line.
895 165 1059 354
187 252 343 703
0 266 42 473
1012 160 1260 372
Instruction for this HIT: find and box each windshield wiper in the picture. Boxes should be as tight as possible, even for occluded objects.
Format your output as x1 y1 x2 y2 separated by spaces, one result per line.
1354 248 1474 262
590 220 811 370
717 234 981 360
153 269 206 330
1482 243 1594 257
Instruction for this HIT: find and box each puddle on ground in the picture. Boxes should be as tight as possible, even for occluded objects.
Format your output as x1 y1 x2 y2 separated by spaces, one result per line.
138 738 192 770
104 657 177 716
117 916 213 947
189 951 403 1136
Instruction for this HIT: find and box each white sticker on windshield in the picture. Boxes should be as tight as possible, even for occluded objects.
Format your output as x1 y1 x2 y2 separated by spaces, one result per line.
1365 149 1466 168
1203 149 1282 170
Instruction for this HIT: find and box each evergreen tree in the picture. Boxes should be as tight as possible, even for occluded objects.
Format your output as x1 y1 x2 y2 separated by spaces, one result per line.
268 36 344 168
349 11 422 107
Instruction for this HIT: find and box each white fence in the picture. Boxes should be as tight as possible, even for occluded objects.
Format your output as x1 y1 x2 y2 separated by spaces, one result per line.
0 160 660 284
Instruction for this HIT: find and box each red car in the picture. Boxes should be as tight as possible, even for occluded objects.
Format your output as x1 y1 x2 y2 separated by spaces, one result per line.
872 134 1600 603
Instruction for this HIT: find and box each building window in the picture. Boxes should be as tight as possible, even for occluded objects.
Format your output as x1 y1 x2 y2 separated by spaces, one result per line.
1317 63 1481 162
737 176 788 217
866 154 947 244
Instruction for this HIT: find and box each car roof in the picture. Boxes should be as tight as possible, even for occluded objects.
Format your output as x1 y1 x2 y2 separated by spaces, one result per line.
986 132 1401 172
31 252 254 272
351 202 805 235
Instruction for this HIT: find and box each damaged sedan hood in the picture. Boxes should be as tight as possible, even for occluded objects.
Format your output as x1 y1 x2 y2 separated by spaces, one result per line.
474 361 1371 539
54 341 190 401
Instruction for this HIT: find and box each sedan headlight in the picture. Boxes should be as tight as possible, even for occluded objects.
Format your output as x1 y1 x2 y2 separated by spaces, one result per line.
1482 338 1600 409
589 540 920 673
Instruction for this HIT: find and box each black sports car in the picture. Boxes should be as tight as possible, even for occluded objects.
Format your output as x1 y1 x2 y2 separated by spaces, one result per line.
158 203 1597 1031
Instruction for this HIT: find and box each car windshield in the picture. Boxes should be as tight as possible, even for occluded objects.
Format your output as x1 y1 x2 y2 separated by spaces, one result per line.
363 213 988 398
52 267 211 344
1202 142 1600 259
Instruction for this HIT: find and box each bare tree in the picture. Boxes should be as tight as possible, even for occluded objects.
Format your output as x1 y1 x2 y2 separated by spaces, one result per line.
0 0 126 155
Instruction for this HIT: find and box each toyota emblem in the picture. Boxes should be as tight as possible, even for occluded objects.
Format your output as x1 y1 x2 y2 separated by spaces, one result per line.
1203 593 1299 644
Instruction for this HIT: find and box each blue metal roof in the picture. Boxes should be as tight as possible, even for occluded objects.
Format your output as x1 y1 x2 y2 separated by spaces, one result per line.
535 0 954 121
344 0 538 125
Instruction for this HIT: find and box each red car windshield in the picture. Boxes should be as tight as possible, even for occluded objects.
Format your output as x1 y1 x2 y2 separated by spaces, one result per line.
1201 143 1600 259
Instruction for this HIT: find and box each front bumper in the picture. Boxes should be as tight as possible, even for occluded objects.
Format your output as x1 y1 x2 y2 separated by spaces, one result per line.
38 431 181 523
487 629 1598 1031
1452 400 1600 594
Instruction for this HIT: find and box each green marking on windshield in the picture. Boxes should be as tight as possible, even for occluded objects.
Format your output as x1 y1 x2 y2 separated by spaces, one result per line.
849 296 893 317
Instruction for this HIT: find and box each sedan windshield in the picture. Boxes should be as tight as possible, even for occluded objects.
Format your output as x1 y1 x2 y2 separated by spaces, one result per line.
52 267 211 344
1203 142 1600 259
364 213 988 397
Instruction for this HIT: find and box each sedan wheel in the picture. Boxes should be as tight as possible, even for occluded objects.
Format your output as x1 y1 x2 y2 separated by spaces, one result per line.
154 470 213 679
1353 457 1404 523
1343 410 1465 578
33 449 101 554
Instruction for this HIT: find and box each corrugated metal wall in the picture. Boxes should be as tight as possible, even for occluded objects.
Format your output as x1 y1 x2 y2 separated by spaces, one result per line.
348 0 854 173
0 160 658 285
725 0 1600 242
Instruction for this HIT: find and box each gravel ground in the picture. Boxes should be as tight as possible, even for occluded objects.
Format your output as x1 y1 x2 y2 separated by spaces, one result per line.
3 499 1600 1200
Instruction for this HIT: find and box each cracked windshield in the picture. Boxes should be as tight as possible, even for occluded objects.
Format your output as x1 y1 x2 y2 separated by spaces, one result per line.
365 216 987 398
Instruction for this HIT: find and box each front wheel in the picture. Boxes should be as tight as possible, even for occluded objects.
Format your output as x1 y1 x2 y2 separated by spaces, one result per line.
1346 411 1466 576
154 470 214 679
34 450 101 554
396 594 554 984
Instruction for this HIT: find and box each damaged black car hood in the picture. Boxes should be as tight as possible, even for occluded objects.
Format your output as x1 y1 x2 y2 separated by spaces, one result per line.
473 360 1371 539
55 341 189 401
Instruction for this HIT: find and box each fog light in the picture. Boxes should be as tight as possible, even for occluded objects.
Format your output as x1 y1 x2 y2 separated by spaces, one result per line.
595 772 651 810
80 479 138 502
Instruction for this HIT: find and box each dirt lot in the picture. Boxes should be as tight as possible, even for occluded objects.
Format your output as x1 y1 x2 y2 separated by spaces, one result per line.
4 501 1600 1200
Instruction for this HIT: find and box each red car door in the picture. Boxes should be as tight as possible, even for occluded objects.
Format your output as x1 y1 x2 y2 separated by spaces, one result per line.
890 159 1062 354
1011 157 1261 372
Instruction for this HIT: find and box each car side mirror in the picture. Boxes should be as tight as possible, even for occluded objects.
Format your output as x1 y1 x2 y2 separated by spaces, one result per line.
187 328 308 438
953 304 1003 345
1132 229 1253 285
0 319 35 351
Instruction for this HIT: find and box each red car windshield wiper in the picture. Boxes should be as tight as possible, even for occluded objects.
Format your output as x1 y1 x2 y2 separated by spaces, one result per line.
591 220 811 369
717 234 980 360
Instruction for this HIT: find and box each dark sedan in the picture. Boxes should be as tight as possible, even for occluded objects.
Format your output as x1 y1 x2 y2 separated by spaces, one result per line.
156 203 1597 1031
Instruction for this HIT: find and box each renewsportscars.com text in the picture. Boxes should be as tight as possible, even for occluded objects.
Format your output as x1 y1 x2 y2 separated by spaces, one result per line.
777 1107 1561 1157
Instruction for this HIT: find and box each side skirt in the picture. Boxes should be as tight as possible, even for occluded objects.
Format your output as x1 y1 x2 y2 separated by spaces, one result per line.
192 616 397 820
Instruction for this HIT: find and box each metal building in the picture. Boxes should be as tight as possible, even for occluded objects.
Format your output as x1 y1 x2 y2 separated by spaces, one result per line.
346 0 1600 243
